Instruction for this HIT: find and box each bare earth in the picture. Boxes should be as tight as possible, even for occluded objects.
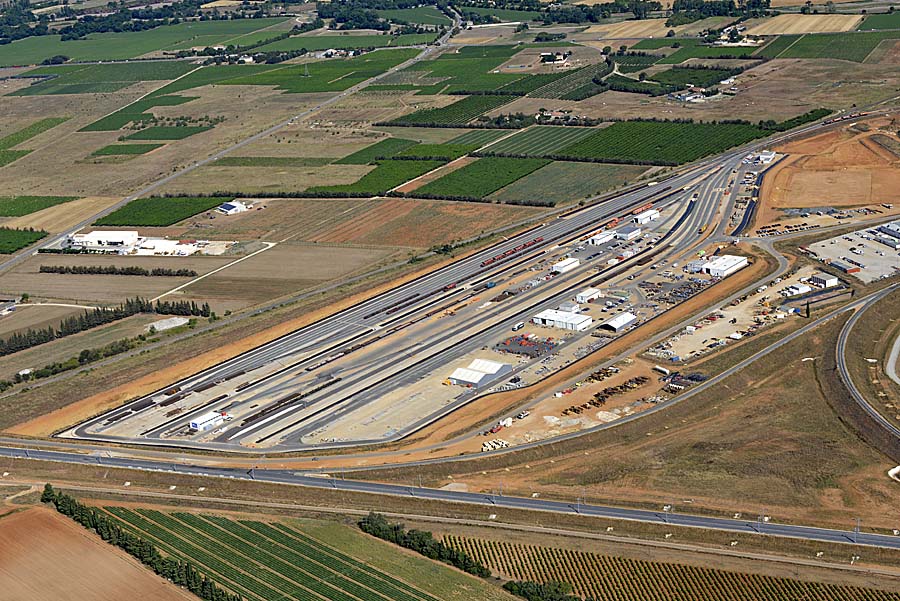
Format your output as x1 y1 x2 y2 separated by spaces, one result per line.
0 507 194 601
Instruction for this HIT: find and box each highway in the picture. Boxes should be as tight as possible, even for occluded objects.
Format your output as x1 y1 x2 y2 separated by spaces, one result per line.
2 444 900 551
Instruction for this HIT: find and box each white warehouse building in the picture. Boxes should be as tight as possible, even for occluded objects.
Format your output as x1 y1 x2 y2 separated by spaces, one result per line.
189 411 225 432
575 287 602 303
616 226 642 241
702 255 748 278
633 209 660 225
588 231 615 246
532 309 593 331
809 272 839 289
67 230 140 252
551 257 580 274
599 311 637 332
448 358 512 388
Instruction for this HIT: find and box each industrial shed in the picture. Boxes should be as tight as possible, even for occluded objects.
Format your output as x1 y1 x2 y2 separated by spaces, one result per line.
551 258 580 274
702 255 748 278
448 358 512 388
616 226 642 241
589 231 615 246
599 311 637 333
576 288 602 303
532 309 593 331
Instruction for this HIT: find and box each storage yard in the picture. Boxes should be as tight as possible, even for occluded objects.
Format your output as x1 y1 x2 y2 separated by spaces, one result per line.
804 219 900 283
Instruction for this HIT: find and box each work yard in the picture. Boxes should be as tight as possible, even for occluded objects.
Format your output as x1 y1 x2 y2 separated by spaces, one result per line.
0 508 194 601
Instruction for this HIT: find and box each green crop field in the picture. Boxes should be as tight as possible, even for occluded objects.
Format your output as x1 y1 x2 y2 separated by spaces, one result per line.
462 6 543 21
490 161 647 205
81 95 198 132
387 96 514 126
377 6 451 25
753 35 800 58
415 157 550 198
95 196 229 226
215 156 333 167
221 49 418 94
13 61 196 96
335 138 419 164
482 126 597 156
0 117 68 166
0 228 47 254
124 126 212 140
0 18 289 66
527 63 611 99
101 507 507 601
0 196 78 217
496 71 568 95
556 121 767 165
615 54 661 73
651 66 740 88
447 129 511 146
375 45 523 95
256 33 436 52
445 535 900 601
92 143 165 156
396 143 479 160
308 160 444 195
858 11 900 30
631 38 754 63
773 31 900 62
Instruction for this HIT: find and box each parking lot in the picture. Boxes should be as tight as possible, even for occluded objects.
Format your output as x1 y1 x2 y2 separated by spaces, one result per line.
806 219 900 283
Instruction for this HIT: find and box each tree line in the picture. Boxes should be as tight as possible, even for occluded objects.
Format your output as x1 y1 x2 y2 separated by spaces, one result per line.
0 297 210 357
39 265 198 277
40 485 242 601
358 512 491 577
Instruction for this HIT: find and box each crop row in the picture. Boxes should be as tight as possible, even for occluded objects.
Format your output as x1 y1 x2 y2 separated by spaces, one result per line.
95 196 227 227
0 196 76 217
444 535 900 601
416 157 550 198
527 62 610 99
482 126 596 156
387 95 515 126
308 159 445 195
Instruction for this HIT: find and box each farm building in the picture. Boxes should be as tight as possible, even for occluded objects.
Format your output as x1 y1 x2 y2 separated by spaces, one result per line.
809 273 839 288
599 311 637 333
189 412 225 432
218 200 250 215
575 288 602 303
633 209 660 225
616 226 642 241
532 309 593 331
702 255 748 278
448 358 512 388
67 230 140 253
551 258 580 274
589 231 615 246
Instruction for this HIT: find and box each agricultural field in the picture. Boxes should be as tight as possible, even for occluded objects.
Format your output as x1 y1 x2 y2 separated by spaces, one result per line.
0 117 67 166
651 66 741 88
614 54 661 73
335 138 419 164
482 126 598 156
124 126 212 141
376 45 523 95
859 11 900 30
0 508 194 601
489 161 648 205
447 129 511 146
386 96 515 126
754 35 801 58
414 157 550 199
94 196 229 227
214 157 333 167
443 535 900 601
556 121 769 165
81 95 199 132
0 196 77 217
255 33 437 53
395 143 479 160
744 14 862 36
527 63 612 99
375 6 451 25
772 31 900 61
308 160 445 195
0 227 47 254
13 61 197 96
101 507 512 601
92 144 165 156
460 6 543 22
0 18 289 66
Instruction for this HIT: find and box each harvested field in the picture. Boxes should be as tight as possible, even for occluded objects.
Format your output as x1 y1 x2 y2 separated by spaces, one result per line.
156 163 372 196
2 196 121 233
744 14 863 36
584 19 672 39
0 304 83 338
762 115 900 211
0 507 193 601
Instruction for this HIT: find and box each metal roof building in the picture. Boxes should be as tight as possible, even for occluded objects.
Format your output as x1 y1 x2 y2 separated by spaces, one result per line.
532 309 593 331
599 311 637 332
702 255 748 278
448 359 513 388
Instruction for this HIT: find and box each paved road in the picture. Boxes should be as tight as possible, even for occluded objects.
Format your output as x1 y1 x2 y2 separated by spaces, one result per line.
887 329 900 389
2 444 899 550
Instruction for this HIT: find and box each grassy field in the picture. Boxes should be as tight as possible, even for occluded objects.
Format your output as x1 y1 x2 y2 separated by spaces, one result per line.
461 6 543 21
258 33 436 52
415 157 550 198
0 18 289 66
80 95 198 132
858 11 900 30
446 129 511 146
124 126 212 140
94 196 228 226
308 160 444 195
774 31 900 61
556 121 768 165
376 6 451 25
489 161 647 205
376 46 522 95
0 118 68 166
92 144 165 156
0 196 77 217
632 38 755 63
481 126 597 156
221 49 419 94
651 66 740 88
444 535 900 601
215 157 333 167
13 61 196 96
335 138 419 164
0 228 47 254
615 54 662 73
102 507 512 601
754 34 801 58
387 96 515 126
